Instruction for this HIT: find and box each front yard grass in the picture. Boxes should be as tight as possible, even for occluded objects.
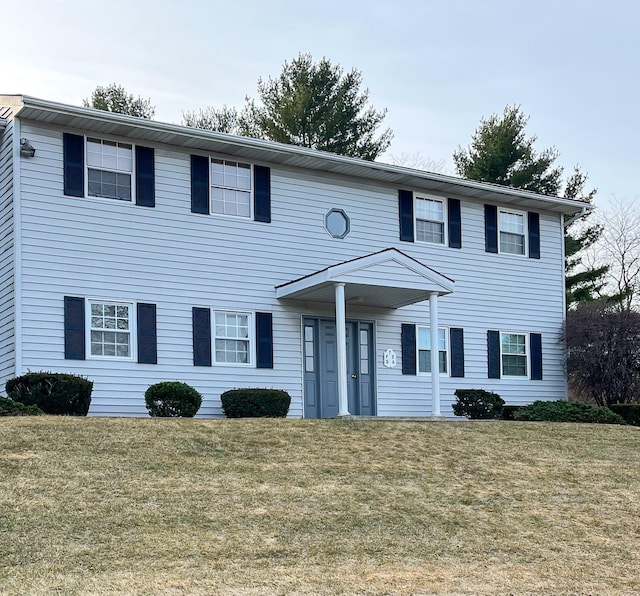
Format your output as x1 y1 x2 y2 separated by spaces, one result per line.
1 417 638 594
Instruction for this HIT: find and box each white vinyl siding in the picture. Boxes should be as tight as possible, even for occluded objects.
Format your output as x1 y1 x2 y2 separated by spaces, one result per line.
211 159 251 217
15 119 567 418
417 327 447 374
415 196 445 244
86 138 133 202
499 209 526 255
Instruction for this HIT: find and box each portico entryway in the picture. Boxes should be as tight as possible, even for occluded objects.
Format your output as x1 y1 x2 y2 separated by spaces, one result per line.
276 248 454 418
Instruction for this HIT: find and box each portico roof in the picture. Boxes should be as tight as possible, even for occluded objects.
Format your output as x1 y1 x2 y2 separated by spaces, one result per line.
275 248 454 309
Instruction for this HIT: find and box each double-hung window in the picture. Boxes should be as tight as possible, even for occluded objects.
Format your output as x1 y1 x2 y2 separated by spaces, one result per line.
499 209 526 255
417 327 448 374
214 312 251 364
86 138 133 201
501 332 527 377
211 159 252 217
415 196 445 244
89 301 132 359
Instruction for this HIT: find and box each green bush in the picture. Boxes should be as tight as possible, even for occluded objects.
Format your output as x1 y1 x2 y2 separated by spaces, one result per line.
145 381 203 417
452 389 504 419
501 405 524 421
0 396 43 416
609 404 640 426
221 389 291 418
514 400 626 425
6 372 93 416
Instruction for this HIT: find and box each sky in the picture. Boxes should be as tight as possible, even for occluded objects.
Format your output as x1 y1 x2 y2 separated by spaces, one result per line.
2 0 639 207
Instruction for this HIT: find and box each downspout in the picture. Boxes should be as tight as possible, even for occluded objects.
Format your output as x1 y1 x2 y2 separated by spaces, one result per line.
12 116 23 377
563 206 588 228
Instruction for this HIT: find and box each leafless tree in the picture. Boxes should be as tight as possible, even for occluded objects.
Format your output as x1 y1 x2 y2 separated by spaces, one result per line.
566 302 640 406
386 152 448 174
586 197 640 310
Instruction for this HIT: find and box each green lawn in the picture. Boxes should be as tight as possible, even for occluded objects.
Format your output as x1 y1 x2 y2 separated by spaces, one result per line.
1 417 638 595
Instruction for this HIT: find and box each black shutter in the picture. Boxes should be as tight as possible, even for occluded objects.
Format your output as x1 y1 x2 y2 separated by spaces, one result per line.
63 133 84 197
528 212 540 259
255 312 274 368
191 155 209 214
450 328 465 378
485 205 498 253
448 198 462 249
398 190 414 242
254 165 271 223
401 323 417 375
64 296 85 360
135 146 155 207
137 303 157 364
487 330 501 379
530 333 543 380
192 307 212 366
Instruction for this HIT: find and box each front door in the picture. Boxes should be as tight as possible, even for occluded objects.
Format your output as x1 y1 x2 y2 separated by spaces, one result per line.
303 318 375 418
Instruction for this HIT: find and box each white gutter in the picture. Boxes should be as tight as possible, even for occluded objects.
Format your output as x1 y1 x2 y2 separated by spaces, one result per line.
14 95 590 214
563 207 589 227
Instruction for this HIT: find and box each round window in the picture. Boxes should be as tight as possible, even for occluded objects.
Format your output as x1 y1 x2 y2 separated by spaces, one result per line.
325 209 350 239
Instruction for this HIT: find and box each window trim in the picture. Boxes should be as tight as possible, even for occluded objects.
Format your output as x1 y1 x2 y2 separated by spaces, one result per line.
500 331 530 378
86 298 136 361
416 325 449 376
414 194 447 246
84 136 137 204
212 309 254 366
209 157 254 219
498 208 527 256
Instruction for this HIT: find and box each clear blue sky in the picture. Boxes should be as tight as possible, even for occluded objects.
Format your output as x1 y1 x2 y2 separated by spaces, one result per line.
3 0 638 205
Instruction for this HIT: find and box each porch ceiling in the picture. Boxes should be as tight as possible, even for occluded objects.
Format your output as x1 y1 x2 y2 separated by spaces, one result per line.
275 248 454 309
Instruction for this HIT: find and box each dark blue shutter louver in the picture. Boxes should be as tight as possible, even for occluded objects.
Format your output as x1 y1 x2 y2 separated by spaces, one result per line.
254 165 271 223
450 328 465 377
448 198 462 248
530 333 543 380
191 155 209 214
137 303 157 364
487 330 501 379
255 312 274 368
135 146 155 207
528 212 541 259
63 133 84 197
398 190 414 242
485 205 498 253
64 296 85 360
401 323 417 375
192 307 212 366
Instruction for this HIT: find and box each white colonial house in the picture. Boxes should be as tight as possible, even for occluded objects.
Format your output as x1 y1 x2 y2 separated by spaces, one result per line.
0 95 589 418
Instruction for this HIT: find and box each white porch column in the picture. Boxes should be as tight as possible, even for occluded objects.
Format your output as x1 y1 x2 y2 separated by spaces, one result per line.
335 282 350 416
429 292 441 417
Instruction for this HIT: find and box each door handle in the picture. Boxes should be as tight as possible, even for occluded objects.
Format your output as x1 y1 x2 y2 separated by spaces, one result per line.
351 373 357 379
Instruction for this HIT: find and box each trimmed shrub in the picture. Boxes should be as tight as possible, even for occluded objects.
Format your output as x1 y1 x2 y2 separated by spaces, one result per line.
609 403 640 426
501 405 524 421
221 389 291 418
0 396 43 416
6 372 93 416
145 381 202 417
452 389 504 419
514 400 626 425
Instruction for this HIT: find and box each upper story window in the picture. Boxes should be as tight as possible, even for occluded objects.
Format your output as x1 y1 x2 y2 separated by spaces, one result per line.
86 138 133 201
415 196 445 244
211 159 252 217
89 300 132 359
214 311 252 364
501 332 527 377
417 326 448 374
499 209 526 255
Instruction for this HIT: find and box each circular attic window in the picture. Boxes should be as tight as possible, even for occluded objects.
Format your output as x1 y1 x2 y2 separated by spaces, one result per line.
325 208 351 239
